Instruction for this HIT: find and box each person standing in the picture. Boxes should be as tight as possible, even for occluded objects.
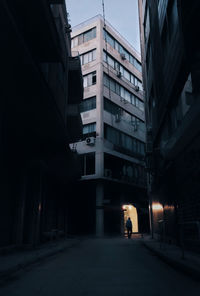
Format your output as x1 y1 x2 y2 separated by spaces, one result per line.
126 217 132 239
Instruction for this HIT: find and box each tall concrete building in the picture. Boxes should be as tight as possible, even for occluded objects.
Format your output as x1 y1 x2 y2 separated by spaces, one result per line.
70 15 147 236
138 0 200 250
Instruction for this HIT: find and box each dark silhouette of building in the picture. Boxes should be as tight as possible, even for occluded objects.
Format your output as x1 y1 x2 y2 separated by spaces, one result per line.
138 0 200 250
0 0 83 247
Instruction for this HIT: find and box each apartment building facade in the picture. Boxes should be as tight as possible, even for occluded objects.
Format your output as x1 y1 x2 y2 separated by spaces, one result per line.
138 0 200 250
0 0 83 247
70 15 147 236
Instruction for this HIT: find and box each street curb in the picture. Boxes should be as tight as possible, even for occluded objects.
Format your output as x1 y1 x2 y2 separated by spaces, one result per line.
142 241 200 281
0 240 79 284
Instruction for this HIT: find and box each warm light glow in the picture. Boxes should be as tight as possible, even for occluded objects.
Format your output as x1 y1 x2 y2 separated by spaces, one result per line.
38 202 42 212
122 204 138 233
152 203 163 211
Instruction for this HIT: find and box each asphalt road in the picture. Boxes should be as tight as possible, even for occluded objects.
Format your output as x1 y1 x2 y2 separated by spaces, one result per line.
0 238 200 296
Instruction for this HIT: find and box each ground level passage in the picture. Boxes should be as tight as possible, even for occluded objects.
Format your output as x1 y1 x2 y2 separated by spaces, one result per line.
1 238 200 296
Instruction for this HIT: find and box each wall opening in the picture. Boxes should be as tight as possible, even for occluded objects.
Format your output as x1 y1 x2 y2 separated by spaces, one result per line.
122 204 138 234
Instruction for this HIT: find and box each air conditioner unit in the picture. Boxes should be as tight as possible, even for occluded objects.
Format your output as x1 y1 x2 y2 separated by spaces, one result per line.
85 137 95 146
135 86 139 92
120 53 126 60
115 113 121 122
104 169 112 178
117 71 122 78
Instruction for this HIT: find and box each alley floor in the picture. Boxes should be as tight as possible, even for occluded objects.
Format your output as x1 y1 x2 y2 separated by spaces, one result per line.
0 238 200 296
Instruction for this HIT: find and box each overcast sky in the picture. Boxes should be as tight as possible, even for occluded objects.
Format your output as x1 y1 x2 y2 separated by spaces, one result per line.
66 0 141 53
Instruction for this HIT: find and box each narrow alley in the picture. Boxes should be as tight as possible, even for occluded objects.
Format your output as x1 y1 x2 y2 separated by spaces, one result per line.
0 238 199 296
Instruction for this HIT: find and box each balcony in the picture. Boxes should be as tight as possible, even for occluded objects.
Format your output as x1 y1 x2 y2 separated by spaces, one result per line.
68 52 83 104
67 104 83 143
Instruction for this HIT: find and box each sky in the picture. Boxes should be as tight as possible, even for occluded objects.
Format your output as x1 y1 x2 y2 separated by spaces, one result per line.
66 0 141 53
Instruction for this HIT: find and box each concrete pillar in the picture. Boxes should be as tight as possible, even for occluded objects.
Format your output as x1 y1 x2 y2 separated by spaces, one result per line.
96 182 104 237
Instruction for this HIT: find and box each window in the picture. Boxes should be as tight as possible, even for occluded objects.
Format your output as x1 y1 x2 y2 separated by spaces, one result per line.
104 98 121 115
83 122 96 135
80 97 96 112
71 27 96 48
80 153 95 175
103 51 142 88
103 74 144 111
134 59 142 72
104 153 146 184
104 124 145 158
83 71 96 87
103 74 109 88
72 36 78 48
80 49 96 65
106 33 115 48
103 30 142 72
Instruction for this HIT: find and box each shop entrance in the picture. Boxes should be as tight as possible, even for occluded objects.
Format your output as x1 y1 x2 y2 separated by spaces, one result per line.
122 204 138 234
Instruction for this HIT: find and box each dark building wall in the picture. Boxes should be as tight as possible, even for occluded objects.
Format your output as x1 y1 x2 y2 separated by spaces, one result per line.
0 0 82 247
139 0 200 249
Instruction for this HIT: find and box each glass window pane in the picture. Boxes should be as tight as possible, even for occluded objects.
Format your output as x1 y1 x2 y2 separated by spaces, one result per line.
88 51 93 63
115 40 119 51
80 55 83 65
72 37 78 47
80 97 96 112
84 53 89 64
83 76 87 88
92 49 96 61
120 87 125 99
87 73 92 86
131 75 135 85
115 83 120 95
125 50 129 60
107 34 115 48
92 72 96 84
110 79 115 92
139 101 144 111
92 27 96 38
130 55 134 65
120 65 124 75
131 95 135 105
104 74 109 88
108 56 115 68
84 30 92 42
125 90 131 102
78 34 83 45
103 51 107 62
115 61 120 71
124 69 130 81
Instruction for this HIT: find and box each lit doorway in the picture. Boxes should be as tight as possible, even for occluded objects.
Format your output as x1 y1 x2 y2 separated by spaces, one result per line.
122 204 138 234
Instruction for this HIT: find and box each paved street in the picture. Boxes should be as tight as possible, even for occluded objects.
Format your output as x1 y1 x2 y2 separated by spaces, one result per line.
0 238 200 296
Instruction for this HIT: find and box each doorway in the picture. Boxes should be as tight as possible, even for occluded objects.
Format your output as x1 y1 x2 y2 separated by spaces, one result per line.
122 204 138 234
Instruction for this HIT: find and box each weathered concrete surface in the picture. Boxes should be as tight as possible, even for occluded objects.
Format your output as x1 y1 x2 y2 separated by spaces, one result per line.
0 238 200 296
